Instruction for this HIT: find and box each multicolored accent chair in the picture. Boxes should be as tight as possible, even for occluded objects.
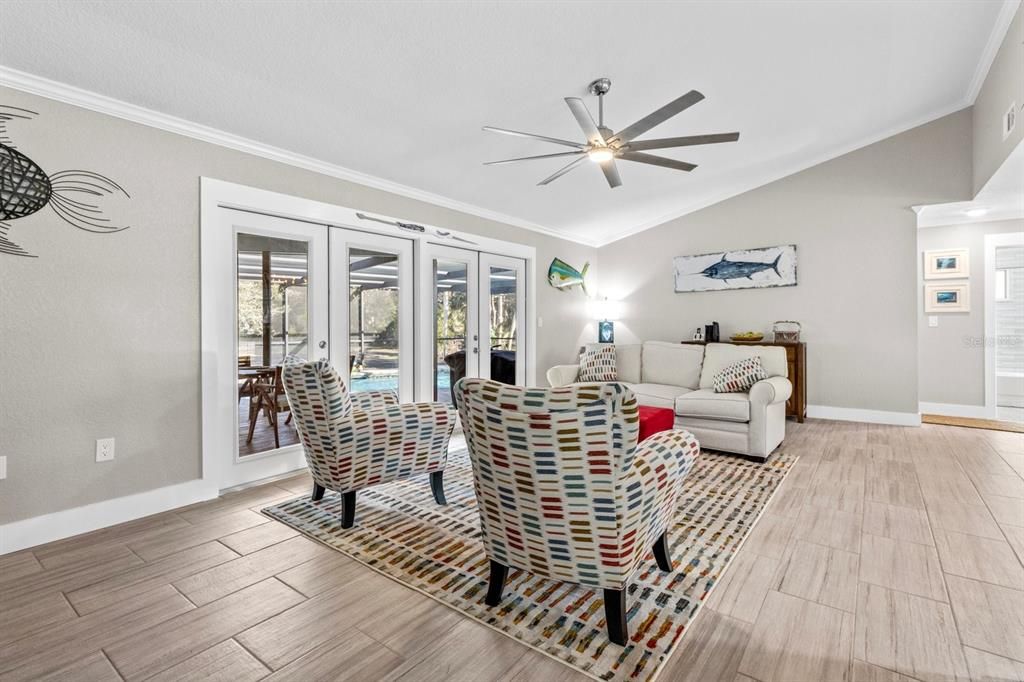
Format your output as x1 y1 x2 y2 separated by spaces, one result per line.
282 358 457 528
454 378 700 646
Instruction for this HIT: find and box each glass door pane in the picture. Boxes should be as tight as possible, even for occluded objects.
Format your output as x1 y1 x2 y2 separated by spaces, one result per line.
480 254 526 385
235 232 320 459
435 259 469 404
331 230 414 403
349 248 401 395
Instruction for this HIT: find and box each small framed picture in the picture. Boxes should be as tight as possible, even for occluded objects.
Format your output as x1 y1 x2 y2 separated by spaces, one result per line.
923 248 969 279
598 320 615 344
925 283 970 312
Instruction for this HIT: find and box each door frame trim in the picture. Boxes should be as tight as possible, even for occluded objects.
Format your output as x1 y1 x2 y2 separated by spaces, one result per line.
201 177 537 491
984 231 1024 419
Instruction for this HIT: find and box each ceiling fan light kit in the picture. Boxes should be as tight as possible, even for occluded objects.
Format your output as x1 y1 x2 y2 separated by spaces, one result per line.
483 77 740 188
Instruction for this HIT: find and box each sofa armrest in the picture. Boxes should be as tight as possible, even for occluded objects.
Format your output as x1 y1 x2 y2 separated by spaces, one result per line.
349 390 399 411
546 364 580 387
749 376 792 406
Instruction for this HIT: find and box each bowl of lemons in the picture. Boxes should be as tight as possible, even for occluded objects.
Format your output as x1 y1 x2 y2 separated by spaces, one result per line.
729 331 764 342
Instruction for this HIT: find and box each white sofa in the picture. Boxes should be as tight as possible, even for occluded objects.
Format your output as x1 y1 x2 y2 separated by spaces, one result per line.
546 341 792 460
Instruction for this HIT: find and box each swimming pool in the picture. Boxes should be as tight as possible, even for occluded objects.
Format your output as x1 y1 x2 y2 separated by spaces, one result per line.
350 365 451 393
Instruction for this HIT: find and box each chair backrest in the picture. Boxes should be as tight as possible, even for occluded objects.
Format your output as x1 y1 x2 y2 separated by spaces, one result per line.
281 358 352 478
454 378 640 587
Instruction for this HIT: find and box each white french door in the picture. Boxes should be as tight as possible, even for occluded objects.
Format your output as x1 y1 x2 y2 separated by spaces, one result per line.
205 208 329 489
202 177 536 493
479 253 527 386
418 245 527 404
331 229 415 402
420 244 480 404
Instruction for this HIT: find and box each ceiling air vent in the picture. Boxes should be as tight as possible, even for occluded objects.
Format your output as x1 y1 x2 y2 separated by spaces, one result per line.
1004 101 1017 140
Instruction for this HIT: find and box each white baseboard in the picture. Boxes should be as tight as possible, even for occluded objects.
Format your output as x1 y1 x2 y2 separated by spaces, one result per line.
806 405 922 427
919 402 994 419
0 479 218 556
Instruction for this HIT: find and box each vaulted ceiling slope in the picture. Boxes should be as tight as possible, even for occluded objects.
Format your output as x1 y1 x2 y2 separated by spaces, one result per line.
0 1 1014 246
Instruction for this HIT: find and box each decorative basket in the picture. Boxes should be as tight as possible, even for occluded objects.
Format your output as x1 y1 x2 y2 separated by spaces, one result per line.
773 320 801 343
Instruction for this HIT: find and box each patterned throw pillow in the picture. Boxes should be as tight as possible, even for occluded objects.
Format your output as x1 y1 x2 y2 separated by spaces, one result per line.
578 346 617 382
713 356 767 393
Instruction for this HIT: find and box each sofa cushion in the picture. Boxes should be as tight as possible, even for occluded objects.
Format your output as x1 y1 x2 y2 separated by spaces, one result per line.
641 341 704 389
578 346 617 382
675 388 750 422
621 382 692 409
699 343 787 389
713 356 768 393
584 343 641 383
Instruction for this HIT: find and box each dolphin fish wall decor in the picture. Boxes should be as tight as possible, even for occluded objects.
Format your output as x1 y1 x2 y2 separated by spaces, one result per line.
674 244 797 292
547 258 589 294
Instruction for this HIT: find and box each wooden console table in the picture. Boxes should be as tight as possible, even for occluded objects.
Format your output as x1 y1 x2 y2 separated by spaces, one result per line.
681 340 807 422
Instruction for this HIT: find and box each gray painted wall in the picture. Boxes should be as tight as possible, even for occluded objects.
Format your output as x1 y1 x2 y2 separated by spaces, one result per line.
0 86 596 524
973 3 1023 194
917 219 1024 406
596 109 973 415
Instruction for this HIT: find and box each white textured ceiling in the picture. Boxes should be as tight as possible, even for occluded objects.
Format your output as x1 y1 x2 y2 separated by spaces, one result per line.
0 1 1011 245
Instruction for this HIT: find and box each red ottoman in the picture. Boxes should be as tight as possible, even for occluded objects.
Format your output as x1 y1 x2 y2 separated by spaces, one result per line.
637 405 675 441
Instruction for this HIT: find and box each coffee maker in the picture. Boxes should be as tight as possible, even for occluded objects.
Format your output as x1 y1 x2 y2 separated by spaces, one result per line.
704 321 720 343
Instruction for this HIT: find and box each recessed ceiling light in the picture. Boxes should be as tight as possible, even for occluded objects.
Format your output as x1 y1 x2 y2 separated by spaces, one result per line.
965 208 988 217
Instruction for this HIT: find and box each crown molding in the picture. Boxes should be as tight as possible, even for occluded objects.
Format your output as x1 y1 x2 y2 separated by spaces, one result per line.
0 66 598 247
965 0 1021 104
0 62 988 250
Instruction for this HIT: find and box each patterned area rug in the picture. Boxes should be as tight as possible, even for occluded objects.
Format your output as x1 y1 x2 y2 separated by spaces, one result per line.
264 440 796 681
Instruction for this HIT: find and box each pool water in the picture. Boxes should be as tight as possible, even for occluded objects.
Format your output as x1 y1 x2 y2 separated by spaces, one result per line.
350 366 451 394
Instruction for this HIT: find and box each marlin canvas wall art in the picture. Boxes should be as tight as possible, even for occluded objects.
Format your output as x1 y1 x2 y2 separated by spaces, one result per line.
674 244 798 292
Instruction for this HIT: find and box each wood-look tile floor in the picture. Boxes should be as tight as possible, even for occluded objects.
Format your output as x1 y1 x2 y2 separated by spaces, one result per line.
2 420 1022 681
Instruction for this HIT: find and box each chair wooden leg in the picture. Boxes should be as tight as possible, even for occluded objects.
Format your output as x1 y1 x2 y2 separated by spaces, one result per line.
485 560 508 607
340 491 356 529
245 397 259 444
311 483 325 502
270 409 280 449
604 588 628 646
653 531 673 572
429 470 447 505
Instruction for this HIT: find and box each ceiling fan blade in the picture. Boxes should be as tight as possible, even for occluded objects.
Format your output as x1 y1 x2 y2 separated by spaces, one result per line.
482 126 585 149
609 90 705 145
565 97 605 146
600 159 622 188
538 156 587 185
618 152 697 172
484 151 584 165
626 132 740 151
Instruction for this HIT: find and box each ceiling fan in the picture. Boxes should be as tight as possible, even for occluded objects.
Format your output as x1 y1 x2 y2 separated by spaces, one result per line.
483 78 739 188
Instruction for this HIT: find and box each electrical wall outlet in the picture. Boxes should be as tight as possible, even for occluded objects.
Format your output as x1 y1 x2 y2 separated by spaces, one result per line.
0 456 6 480
1004 101 1017 140
95 438 115 462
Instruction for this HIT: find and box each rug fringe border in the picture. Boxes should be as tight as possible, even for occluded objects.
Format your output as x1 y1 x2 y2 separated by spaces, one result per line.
261 453 798 682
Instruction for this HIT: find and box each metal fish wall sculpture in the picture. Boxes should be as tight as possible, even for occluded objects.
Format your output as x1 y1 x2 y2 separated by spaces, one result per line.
547 258 589 294
0 106 130 258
